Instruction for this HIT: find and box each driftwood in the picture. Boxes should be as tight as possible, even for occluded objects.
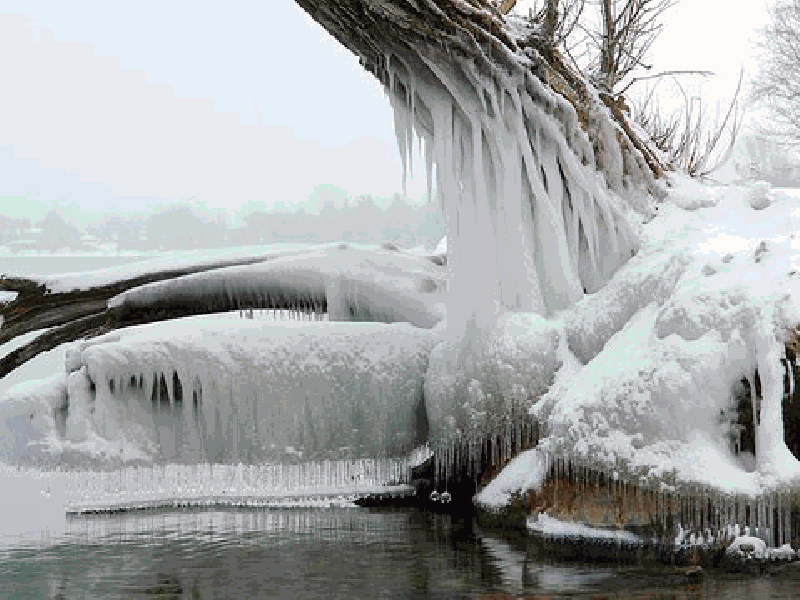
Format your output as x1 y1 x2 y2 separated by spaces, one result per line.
0 257 282 379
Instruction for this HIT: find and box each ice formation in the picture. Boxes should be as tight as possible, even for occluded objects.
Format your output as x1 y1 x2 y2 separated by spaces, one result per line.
383 40 642 338
3 2 800 538
0 316 439 465
108 245 447 329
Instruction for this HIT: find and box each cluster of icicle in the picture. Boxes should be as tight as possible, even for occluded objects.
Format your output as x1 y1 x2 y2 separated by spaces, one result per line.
538 453 798 549
62 318 435 466
237 308 329 322
429 417 540 489
384 47 639 336
63 459 412 514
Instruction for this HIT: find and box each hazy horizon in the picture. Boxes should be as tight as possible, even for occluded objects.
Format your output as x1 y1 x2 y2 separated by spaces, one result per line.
0 1 772 228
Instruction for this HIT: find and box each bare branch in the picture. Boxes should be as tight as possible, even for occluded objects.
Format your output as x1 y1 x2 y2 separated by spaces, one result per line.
618 69 713 95
751 0 800 145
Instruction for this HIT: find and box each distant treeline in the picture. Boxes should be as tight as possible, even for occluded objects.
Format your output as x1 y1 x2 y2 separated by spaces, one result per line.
1 193 444 253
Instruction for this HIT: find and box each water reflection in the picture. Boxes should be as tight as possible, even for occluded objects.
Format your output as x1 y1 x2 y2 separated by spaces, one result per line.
1 508 800 598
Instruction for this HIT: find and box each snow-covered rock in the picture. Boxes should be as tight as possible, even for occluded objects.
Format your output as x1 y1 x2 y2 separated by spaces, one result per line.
474 449 548 511
726 535 767 560
746 181 773 210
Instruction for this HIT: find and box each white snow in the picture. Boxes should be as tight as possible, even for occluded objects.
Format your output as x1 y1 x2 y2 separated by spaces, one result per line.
434 235 447 256
0 291 17 304
6 178 800 503
108 245 447 329
529 177 800 495
726 535 768 560
767 543 797 561
474 448 548 510
527 513 643 544
0 328 49 366
747 181 774 210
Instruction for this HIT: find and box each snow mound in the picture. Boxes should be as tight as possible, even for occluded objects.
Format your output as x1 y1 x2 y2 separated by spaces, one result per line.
746 181 774 210
474 448 548 510
726 535 767 560
530 180 800 493
0 373 67 464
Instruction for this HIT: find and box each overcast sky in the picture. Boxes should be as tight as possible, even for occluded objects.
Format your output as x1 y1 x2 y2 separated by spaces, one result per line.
0 1 772 226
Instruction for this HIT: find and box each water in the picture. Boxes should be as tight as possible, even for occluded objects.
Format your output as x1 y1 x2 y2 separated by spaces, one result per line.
0 254 149 278
1 506 800 599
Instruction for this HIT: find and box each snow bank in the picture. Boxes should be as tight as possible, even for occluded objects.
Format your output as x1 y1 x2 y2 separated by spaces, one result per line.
0 291 17 304
530 177 800 493
109 245 447 329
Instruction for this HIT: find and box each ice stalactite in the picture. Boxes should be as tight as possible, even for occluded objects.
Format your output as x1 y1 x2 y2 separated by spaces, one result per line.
383 48 639 339
30 321 439 465
754 323 800 476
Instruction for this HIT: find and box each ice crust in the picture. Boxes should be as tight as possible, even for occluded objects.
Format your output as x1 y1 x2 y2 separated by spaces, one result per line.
108 245 447 329
2 316 439 465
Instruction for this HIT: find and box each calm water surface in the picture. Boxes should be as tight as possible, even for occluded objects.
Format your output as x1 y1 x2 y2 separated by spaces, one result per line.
2 507 800 599
0 255 149 278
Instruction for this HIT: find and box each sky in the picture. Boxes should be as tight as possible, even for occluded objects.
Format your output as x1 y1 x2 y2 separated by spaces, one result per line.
0 0 774 227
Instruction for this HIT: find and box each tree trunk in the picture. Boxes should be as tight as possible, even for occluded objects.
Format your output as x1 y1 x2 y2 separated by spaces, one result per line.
600 0 616 90
543 0 559 43
296 0 664 333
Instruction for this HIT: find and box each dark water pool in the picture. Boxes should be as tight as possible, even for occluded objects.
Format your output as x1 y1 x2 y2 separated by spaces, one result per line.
1 508 799 599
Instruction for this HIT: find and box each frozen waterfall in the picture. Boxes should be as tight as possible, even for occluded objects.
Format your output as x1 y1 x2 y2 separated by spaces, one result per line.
383 40 641 338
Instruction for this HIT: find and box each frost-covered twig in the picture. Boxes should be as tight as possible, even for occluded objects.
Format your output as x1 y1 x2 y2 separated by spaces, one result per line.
633 69 744 177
